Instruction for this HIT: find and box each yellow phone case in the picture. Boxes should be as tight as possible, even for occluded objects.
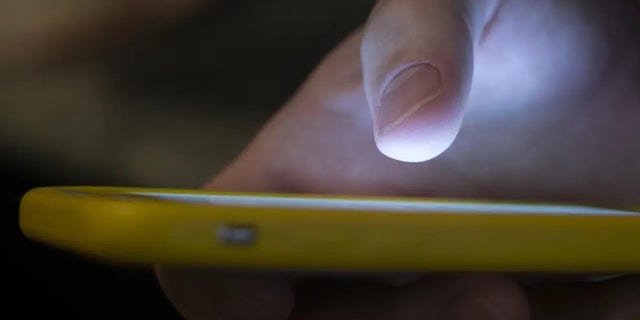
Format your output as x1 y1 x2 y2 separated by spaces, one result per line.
19 186 640 272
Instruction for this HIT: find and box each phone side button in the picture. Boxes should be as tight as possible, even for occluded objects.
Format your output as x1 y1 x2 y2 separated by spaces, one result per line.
216 224 257 246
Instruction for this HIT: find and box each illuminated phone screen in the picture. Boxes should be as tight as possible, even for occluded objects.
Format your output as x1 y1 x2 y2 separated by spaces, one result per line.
129 191 638 216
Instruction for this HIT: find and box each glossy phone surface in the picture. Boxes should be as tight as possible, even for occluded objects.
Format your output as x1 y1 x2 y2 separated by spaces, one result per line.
19 186 640 272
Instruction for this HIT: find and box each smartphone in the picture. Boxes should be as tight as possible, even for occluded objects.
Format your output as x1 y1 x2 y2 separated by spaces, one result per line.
19 186 640 272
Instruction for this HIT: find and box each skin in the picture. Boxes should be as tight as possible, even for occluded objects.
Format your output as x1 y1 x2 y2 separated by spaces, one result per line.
157 0 639 319
5 0 637 318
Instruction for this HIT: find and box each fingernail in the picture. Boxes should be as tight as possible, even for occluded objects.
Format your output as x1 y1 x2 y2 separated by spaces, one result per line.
378 63 442 134
449 296 503 320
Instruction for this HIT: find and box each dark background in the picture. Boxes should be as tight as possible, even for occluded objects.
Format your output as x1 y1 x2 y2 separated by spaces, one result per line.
5 1 371 318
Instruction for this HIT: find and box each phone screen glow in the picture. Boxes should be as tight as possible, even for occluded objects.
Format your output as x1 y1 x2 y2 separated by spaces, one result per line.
132 192 638 216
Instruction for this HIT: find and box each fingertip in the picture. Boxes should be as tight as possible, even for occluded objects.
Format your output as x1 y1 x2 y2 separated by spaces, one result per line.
374 103 463 162
360 0 480 163
370 62 467 162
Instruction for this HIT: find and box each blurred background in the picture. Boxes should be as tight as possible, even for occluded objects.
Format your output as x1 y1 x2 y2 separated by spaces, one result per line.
5 0 372 317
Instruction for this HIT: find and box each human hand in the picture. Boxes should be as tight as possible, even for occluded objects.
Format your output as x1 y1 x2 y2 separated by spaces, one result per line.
157 0 639 318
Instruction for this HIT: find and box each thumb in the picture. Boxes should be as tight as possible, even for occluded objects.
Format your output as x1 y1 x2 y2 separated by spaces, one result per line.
361 0 495 162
